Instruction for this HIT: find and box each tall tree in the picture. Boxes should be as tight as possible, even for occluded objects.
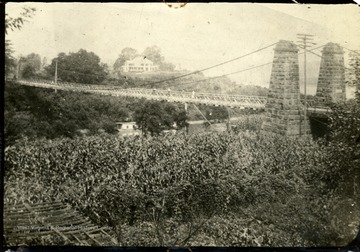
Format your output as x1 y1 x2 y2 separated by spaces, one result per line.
134 101 187 136
5 40 17 79
46 49 107 84
5 6 36 35
19 53 42 79
113 47 138 73
160 62 176 71
5 6 36 79
324 51 360 197
143 45 176 71
25 53 42 71
347 52 360 99
41 57 48 70
142 45 163 66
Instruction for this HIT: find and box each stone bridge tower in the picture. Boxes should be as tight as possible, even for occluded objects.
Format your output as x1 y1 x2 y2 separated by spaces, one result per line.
315 42 345 105
262 40 308 135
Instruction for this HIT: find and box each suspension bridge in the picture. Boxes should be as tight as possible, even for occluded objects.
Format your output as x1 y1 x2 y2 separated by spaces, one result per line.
11 40 358 134
16 79 268 109
5 39 358 246
14 40 356 116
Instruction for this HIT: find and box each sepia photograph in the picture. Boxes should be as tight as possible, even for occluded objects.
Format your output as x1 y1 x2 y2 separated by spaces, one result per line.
3 1 360 249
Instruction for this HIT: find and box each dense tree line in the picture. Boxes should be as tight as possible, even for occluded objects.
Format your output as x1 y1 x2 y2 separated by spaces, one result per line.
4 82 191 145
4 81 135 145
113 45 176 77
134 100 188 136
5 78 262 145
45 49 109 84
5 6 36 80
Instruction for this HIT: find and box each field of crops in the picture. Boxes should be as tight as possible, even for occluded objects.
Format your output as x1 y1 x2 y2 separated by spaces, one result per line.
4 131 359 246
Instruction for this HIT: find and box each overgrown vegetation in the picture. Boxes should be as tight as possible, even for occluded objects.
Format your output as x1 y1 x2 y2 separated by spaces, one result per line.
4 81 135 144
4 81 360 246
5 81 261 145
134 100 188 136
5 3 359 247
45 49 109 84
4 128 359 246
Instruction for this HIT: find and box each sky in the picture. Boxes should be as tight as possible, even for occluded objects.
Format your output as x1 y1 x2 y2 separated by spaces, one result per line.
5 2 360 95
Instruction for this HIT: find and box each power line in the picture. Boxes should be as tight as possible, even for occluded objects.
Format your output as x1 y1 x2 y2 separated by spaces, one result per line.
52 42 279 87
163 44 328 90
298 43 326 53
143 42 279 86
53 42 326 87
169 62 274 89
297 33 316 135
299 46 352 71
53 42 332 91
341 46 360 56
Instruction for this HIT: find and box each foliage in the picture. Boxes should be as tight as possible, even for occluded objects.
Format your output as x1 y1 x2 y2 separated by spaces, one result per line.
5 40 17 79
325 98 360 204
326 51 360 196
5 6 36 79
112 45 176 76
328 99 360 144
143 45 164 66
113 47 138 74
24 53 42 71
5 6 36 34
4 81 192 144
4 81 136 145
206 106 228 122
133 100 188 136
228 84 268 96
347 52 360 98
160 62 176 71
16 53 42 79
45 49 108 84
101 76 136 88
231 114 265 133
4 132 359 246
142 45 175 71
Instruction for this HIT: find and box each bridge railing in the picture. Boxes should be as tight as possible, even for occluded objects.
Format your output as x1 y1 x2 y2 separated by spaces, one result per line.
16 80 267 108
110 89 267 107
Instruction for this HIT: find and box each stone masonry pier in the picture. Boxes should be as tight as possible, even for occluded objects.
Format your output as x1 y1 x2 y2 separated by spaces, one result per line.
315 42 346 105
261 40 309 135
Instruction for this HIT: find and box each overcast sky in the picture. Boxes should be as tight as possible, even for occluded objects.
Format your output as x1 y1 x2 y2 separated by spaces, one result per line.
5 2 360 94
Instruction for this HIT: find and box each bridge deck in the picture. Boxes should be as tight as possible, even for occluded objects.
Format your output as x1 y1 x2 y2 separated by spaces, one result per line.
15 80 332 113
16 80 267 109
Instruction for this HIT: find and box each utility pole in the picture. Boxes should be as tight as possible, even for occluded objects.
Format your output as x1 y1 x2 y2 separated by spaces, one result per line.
54 60 58 93
297 34 316 135
184 102 188 134
16 61 20 79
17 56 23 79
226 107 231 132
55 60 58 84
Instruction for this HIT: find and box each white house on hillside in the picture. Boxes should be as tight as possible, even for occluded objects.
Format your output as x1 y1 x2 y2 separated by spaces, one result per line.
121 56 158 73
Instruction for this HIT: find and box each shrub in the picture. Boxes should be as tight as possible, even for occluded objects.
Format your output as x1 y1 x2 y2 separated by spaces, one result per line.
4 132 359 246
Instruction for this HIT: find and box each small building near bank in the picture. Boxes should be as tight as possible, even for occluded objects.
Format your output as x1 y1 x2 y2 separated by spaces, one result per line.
116 121 142 137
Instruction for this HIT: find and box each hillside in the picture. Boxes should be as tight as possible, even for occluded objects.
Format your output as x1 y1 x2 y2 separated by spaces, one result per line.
106 70 268 96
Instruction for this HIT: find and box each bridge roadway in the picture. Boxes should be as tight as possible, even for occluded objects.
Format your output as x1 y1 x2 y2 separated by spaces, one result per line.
17 80 267 109
16 80 330 112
